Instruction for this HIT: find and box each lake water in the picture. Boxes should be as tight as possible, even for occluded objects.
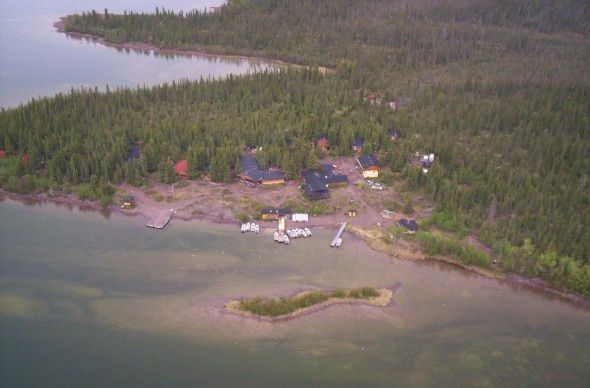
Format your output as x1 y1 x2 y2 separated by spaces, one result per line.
0 0 272 108
1 201 589 386
1 0 590 385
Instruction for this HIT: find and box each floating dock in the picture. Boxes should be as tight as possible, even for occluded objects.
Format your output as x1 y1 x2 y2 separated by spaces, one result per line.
330 222 347 247
147 210 173 229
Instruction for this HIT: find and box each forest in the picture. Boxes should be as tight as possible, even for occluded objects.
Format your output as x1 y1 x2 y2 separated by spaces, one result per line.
0 0 588 296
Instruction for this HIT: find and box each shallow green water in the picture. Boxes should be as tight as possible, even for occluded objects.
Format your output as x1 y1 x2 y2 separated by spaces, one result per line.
1 201 589 387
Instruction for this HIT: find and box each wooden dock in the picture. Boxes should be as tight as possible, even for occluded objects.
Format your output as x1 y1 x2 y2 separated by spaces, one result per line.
147 210 173 229
330 222 347 247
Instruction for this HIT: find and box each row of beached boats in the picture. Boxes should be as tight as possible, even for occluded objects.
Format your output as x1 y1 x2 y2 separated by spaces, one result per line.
273 232 290 244
286 228 312 239
240 222 260 234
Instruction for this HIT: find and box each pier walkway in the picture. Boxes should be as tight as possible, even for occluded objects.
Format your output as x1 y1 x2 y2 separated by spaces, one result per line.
147 209 173 229
330 222 347 247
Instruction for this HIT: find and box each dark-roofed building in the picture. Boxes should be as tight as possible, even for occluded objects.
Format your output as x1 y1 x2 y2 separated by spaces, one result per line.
352 137 365 153
398 219 418 234
260 208 291 220
388 128 401 140
356 154 380 178
127 144 140 161
321 164 348 187
240 155 284 186
302 169 329 200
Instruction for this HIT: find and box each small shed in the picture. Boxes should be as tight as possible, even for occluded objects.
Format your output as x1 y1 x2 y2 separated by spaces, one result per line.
352 137 365 153
388 128 401 140
0 149 6 159
174 159 188 179
121 195 136 209
127 144 140 161
260 208 291 221
398 219 418 234
292 213 309 222
317 135 329 152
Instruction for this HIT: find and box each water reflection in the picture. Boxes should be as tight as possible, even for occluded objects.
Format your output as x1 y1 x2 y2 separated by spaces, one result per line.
64 31 267 67
0 0 274 108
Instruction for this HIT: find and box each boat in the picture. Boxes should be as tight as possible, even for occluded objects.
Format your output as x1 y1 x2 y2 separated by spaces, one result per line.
304 228 312 236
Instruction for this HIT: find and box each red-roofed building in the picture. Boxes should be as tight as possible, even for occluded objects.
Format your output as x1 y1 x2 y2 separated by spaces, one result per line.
317 136 329 152
174 159 188 179
0 149 6 159
21 154 30 163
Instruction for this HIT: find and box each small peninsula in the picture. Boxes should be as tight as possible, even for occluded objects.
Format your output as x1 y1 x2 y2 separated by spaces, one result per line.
225 287 393 321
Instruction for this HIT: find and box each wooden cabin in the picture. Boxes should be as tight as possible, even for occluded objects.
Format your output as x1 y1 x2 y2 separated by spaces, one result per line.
356 154 381 178
240 155 285 187
302 170 329 200
321 164 348 187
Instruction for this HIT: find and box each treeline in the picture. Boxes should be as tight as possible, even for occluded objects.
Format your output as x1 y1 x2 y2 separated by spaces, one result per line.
0 69 393 188
63 0 589 89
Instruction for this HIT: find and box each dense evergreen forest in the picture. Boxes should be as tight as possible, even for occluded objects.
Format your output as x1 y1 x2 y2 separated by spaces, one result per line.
1 1 588 295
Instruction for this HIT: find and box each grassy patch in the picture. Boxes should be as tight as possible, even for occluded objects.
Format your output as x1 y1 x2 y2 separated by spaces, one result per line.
238 287 379 317
413 231 490 268
145 190 164 202
175 180 189 189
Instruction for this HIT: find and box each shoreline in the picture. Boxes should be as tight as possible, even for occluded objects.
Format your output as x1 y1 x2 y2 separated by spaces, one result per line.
223 287 395 323
2 188 589 309
53 18 334 75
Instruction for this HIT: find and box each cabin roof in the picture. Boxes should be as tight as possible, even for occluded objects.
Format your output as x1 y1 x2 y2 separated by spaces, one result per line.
321 164 348 184
357 154 379 169
352 137 365 147
240 155 284 182
174 159 188 175
302 170 328 192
